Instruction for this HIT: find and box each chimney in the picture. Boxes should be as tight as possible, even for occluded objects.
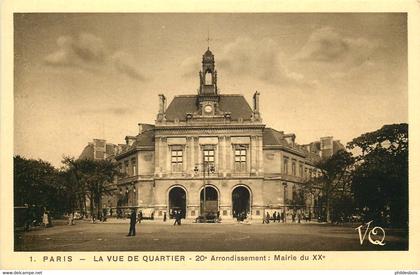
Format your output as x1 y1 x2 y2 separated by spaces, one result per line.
252 91 261 121
159 94 166 114
125 136 136 146
157 94 167 122
253 91 260 112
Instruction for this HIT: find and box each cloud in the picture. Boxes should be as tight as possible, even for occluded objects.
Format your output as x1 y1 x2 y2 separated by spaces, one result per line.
181 37 311 87
44 33 146 81
220 37 311 87
79 106 130 116
180 56 200 78
294 27 378 67
112 51 148 81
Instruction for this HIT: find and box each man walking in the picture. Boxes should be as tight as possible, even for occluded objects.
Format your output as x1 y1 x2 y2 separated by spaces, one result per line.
127 208 137 237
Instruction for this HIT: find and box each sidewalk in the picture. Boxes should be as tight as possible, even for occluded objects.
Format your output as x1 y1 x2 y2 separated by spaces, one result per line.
94 217 321 225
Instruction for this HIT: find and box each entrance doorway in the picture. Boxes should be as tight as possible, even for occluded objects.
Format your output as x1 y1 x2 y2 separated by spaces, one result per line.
232 186 251 220
168 187 186 219
200 186 219 216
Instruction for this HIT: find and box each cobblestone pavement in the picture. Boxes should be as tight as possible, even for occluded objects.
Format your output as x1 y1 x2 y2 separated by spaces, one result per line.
14 219 408 251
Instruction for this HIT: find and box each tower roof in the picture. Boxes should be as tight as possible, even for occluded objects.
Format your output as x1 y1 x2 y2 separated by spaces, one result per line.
165 94 253 121
204 48 213 56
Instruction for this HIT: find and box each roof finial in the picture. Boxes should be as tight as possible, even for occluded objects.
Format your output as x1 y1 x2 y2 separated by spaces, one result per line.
207 27 211 50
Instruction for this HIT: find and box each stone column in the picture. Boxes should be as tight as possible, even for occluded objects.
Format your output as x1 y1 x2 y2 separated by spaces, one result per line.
164 138 170 175
251 136 257 175
219 136 225 176
258 136 264 174
195 137 200 166
225 137 231 175
155 137 161 176
190 137 195 176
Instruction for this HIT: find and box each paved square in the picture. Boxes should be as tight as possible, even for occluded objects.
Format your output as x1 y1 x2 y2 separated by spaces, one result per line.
15 220 408 251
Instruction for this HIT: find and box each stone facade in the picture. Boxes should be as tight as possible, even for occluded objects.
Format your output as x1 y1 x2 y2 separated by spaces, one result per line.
92 48 344 222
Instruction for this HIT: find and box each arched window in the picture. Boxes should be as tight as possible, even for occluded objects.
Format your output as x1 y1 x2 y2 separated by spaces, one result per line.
205 71 212 85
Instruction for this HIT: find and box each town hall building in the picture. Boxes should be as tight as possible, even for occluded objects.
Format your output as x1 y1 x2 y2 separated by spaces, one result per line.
80 48 344 222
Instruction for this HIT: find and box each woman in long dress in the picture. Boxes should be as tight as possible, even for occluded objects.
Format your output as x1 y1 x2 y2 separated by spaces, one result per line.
43 209 49 228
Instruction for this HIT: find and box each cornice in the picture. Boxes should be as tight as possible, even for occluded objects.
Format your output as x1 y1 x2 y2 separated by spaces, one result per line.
155 123 265 131
263 144 308 158
115 146 154 160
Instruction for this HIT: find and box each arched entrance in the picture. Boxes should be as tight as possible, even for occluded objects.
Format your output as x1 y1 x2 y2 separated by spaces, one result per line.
232 186 251 220
200 186 219 216
168 186 186 219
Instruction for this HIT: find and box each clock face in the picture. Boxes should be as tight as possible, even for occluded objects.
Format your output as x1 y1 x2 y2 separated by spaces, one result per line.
204 105 213 114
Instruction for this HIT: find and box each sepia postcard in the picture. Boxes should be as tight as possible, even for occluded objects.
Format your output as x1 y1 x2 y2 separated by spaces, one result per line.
1 0 420 271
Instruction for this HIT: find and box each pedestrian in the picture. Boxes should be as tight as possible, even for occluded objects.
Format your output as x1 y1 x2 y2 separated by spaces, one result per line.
110 208 113 217
173 210 178 226
42 208 49 228
298 211 301 223
23 204 31 231
127 208 137 236
281 211 285 223
102 208 107 222
138 210 143 223
292 212 296 223
68 212 75 225
273 212 277 223
265 212 270 224
177 211 182 225
163 211 167 222
47 210 53 227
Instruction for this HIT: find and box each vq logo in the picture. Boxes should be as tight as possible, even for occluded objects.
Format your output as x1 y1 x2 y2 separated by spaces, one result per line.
355 220 386 246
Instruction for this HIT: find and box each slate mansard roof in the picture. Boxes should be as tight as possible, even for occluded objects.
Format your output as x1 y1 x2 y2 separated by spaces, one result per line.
164 94 254 121
79 143 117 160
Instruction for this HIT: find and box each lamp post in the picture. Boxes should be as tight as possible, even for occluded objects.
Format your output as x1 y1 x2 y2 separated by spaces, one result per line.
282 182 288 223
194 161 215 219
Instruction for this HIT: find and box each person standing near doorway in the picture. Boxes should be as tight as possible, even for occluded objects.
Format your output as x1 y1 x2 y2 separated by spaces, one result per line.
127 208 137 236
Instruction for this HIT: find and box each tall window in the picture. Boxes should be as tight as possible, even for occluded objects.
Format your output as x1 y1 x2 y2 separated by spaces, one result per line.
131 158 137 176
203 148 215 166
292 161 296 176
283 157 289 175
299 164 303 178
234 148 247 172
171 149 183 172
124 160 129 176
205 71 212 85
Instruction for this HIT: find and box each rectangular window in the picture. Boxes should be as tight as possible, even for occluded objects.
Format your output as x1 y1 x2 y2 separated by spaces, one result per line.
299 164 303 177
283 157 289 175
234 148 247 172
124 160 129 176
131 158 137 176
203 148 215 165
171 149 183 172
292 161 296 176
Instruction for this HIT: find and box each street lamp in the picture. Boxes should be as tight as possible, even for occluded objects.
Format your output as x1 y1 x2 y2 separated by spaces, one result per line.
282 182 288 223
194 161 215 219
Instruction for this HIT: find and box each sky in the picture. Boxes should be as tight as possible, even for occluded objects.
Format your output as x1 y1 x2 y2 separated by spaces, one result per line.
14 13 407 168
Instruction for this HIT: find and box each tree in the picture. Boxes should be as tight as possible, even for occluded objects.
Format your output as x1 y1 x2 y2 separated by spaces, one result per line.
14 155 66 215
303 150 354 223
347 123 408 226
61 157 121 219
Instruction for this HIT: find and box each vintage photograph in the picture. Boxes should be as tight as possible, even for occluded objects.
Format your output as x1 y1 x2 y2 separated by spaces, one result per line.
13 13 408 251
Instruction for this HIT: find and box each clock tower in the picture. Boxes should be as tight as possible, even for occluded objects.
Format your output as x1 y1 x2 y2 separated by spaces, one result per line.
198 48 219 116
